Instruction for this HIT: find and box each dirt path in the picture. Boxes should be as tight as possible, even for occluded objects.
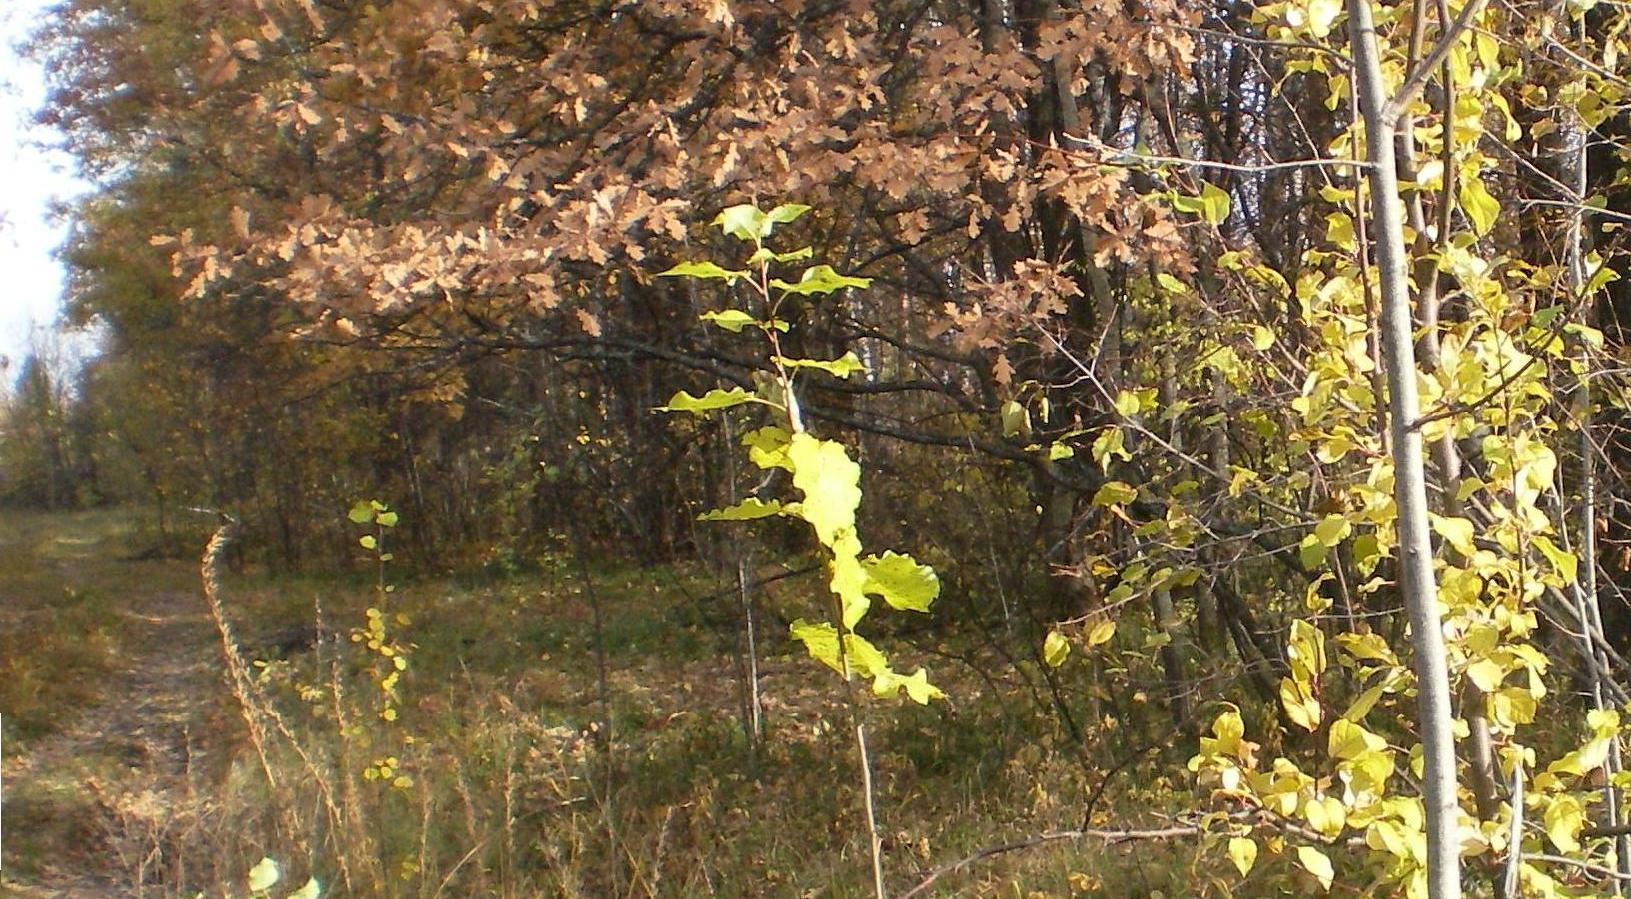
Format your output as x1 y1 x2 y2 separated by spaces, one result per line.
2 513 219 897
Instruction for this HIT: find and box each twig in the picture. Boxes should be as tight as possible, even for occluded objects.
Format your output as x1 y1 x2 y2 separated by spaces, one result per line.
1383 0 1492 123
1061 136 1371 174
894 824 1204 899
1503 763 1523 896
1528 853 1631 881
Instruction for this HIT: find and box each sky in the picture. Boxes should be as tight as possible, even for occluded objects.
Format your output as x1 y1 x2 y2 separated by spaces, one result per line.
0 0 92 385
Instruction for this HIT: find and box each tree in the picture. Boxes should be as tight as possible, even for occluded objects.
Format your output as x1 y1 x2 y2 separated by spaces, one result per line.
30 0 1631 893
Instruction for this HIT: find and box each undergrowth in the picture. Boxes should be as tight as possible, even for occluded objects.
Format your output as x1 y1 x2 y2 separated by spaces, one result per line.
4 508 1222 897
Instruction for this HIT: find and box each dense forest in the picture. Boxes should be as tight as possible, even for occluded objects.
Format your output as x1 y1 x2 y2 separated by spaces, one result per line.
9 0 1631 895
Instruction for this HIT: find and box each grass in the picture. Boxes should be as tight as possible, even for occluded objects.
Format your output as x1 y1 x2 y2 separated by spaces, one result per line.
0 507 186 742
2 508 1223 897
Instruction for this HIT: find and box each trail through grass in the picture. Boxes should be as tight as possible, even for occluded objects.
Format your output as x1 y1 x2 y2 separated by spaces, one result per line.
2 509 210 895
0 511 1215 897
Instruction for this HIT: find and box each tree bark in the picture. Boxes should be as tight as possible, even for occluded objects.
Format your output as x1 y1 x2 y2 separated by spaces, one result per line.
1347 0 1464 895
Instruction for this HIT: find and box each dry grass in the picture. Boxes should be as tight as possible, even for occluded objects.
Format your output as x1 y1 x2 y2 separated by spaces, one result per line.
2 510 1219 898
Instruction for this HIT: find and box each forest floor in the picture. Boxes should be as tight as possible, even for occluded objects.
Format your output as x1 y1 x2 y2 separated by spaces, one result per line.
0 509 1210 898
1 509 210 897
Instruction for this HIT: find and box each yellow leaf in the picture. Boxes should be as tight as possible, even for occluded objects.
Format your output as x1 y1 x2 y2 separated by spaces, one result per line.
787 435 861 548
1288 619 1328 677
1533 534 1579 584
1329 718 1386 760
1043 630 1071 668
1459 176 1501 237
1156 272 1188 293
1314 514 1350 547
1227 836 1258 876
1281 677 1322 731
1305 797 1332 834
1297 845 1335 890
1465 657 1506 692
1544 794 1584 852
1307 0 1342 36
1087 618 1117 647
1001 400 1031 438
1315 435 1352 464
1251 324 1276 351
1113 389 1141 418
1313 797 1346 837
1429 514 1477 558
247 857 281 892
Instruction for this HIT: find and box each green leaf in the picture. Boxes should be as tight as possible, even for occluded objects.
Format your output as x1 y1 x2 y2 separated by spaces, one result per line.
831 537 870 629
742 426 793 471
1325 212 1356 251
698 498 785 521
1156 272 1188 293
1086 618 1116 647
1533 534 1579 584
658 387 759 414
1459 176 1501 237
1047 442 1075 461
1304 796 1345 839
1113 389 1141 418
375 510 399 528
1093 481 1138 507
712 204 769 242
840 629 889 677
1200 181 1232 224
287 878 322 899
1586 261 1620 297
789 619 893 681
780 351 868 379
748 245 815 265
1296 845 1334 891
1567 321 1606 348
771 265 872 296
348 501 374 524
1251 324 1277 351
1091 426 1130 471
787 434 862 547
658 260 750 282
766 203 812 226
359 534 377 550
872 667 945 703
1043 630 1071 667
861 551 940 613
699 309 759 332
1299 533 1328 570
1313 514 1350 547
791 619 842 672
1171 183 1231 223
1001 400 1031 438
1227 837 1258 877
247 857 281 893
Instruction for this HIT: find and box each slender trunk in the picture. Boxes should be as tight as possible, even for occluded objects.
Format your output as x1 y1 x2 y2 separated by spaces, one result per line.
1395 0 1500 830
1153 358 1191 728
1563 95 1630 887
721 411 763 764
1347 1 1463 895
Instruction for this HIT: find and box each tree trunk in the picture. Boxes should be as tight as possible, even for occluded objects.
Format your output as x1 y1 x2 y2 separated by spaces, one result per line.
1347 1 1463 895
